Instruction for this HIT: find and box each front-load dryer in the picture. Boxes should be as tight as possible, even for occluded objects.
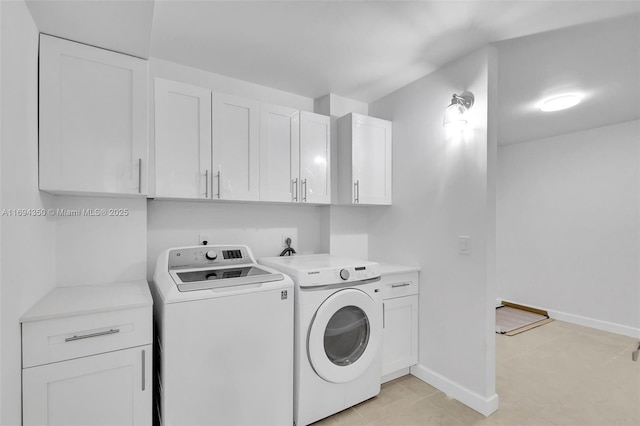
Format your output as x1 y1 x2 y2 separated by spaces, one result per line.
259 255 382 426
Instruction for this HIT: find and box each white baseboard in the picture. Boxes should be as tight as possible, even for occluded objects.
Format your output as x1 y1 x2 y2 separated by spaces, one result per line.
381 367 411 384
497 298 640 339
547 309 640 339
410 364 499 416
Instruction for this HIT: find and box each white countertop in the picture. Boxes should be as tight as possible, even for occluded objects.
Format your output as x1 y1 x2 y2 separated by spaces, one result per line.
21 280 152 323
376 262 421 276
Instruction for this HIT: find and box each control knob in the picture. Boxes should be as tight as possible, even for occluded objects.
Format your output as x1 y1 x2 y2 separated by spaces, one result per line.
339 269 350 281
205 250 218 260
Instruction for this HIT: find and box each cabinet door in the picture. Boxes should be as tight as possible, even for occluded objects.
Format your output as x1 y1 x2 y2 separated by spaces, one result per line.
23 345 152 426
299 111 330 204
154 79 212 199
259 104 299 202
352 114 392 205
39 34 148 196
212 94 260 201
382 295 418 376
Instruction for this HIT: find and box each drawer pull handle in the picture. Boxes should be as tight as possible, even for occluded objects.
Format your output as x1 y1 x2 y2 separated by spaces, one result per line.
65 328 120 342
391 282 411 288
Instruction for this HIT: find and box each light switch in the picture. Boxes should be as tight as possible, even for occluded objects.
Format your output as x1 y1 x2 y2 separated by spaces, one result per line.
459 236 471 255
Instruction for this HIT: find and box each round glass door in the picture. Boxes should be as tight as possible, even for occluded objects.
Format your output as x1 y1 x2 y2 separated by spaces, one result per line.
308 288 381 383
324 306 370 366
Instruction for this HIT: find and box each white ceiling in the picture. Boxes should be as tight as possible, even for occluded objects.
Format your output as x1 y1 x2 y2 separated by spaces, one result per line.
149 1 639 103
496 13 640 145
24 0 640 144
26 0 154 58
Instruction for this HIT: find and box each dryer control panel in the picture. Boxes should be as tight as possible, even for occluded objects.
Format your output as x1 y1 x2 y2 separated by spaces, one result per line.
259 254 381 288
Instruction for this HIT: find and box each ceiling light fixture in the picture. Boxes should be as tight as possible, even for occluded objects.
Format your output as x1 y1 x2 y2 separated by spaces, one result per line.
539 93 581 112
443 92 474 128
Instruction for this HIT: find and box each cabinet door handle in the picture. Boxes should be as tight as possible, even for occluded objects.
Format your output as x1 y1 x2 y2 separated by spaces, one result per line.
302 179 307 202
354 180 360 203
383 302 385 328
215 171 221 199
204 169 209 198
142 349 146 391
292 178 298 202
65 328 120 342
391 282 411 288
138 158 142 194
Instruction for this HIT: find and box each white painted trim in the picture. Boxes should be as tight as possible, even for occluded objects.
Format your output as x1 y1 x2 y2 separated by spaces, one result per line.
381 367 411 384
497 298 640 339
410 364 499 416
547 309 640 339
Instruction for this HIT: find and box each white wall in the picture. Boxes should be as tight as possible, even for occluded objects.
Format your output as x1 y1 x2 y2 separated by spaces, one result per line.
368 46 498 415
146 59 332 277
0 2 3 421
314 93 369 204
0 2 56 423
53 196 147 286
150 58 314 111
147 200 326 280
497 120 640 337
314 94 372 259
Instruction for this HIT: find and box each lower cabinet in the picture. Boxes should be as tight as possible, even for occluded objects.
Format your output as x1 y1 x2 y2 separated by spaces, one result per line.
20 281 153 426
23 345 152 426
380 271 419 380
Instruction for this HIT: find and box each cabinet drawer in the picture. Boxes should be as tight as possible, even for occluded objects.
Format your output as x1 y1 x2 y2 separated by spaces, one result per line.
380 272 419 299
22 306 152 368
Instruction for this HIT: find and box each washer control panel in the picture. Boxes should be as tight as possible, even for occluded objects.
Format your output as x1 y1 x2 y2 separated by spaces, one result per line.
168 245 253 269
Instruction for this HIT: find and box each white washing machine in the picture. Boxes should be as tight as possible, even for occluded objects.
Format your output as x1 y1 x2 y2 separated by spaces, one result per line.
259 254 382 426
152 245 294 426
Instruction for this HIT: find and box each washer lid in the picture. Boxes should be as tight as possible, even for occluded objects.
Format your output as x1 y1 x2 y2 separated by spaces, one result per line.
170 265 284 292
307 288 381 384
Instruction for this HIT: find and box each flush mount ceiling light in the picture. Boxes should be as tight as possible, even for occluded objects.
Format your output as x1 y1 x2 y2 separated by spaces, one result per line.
443 91 474 128
539 93 581 112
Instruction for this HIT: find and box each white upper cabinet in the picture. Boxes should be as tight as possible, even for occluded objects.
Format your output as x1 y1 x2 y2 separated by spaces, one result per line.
259 103 300 202
154 79 212 199
39 34 148 196
299 111 331 204
213 94 260 201
152 78 328 204
337 113 392 205
259 107 330 204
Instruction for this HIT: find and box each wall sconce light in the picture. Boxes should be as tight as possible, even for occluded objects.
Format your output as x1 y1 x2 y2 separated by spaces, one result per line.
443 91 474 128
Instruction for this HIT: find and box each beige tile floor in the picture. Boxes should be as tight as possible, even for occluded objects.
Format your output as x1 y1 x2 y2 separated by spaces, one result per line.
314 320 640 426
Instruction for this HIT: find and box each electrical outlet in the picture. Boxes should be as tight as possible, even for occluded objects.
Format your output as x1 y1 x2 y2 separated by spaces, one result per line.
281 235 294 248
199 233 213 246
